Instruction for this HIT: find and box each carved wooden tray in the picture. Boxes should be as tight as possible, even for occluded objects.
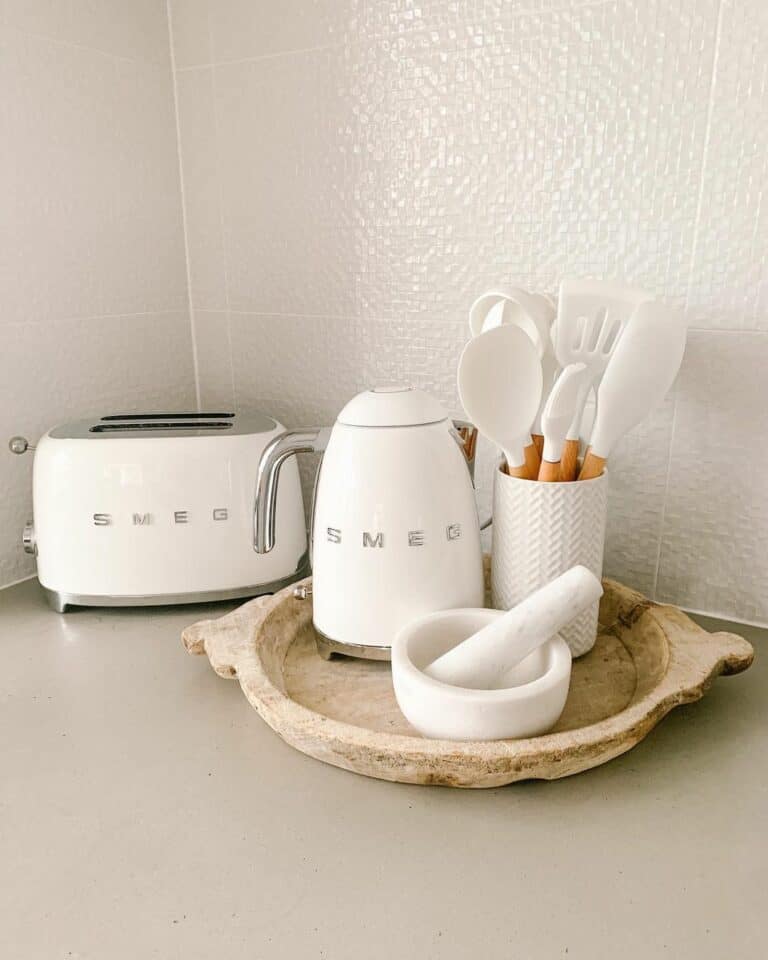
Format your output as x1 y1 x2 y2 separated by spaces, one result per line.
182 569 753 788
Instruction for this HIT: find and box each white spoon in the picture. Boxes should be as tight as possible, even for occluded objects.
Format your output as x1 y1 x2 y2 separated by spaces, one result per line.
468 287 557 474
579 301 687 480
457 324 542 479
424 565 602 690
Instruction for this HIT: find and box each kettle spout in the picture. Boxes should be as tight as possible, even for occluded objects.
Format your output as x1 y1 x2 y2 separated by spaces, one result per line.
254 427 330 553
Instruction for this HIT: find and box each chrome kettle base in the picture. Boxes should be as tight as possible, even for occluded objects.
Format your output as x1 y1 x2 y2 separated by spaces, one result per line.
314 628 392 662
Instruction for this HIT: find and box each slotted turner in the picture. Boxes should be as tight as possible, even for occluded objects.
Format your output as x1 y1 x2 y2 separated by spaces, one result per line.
555 279 653 480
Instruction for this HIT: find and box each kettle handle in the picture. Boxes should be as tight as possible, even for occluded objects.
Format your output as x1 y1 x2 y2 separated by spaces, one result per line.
451 419 477 479
254 427 331 553
451 419 492 531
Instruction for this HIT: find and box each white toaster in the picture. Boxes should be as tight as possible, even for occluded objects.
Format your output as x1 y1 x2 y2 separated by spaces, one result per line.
23 412 308 612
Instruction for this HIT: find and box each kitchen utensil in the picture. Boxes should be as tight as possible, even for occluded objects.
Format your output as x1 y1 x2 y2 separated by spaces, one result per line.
531 323 560 459
468 287 557 466
468 287 552 351
25 413 308 612
185 562 754 785
457 324 542 479
423 565 601 689
393 612 571 740
537 363 589 481
492 466 608 656
579 302 687 480
253 384 484 660
556 279 653 480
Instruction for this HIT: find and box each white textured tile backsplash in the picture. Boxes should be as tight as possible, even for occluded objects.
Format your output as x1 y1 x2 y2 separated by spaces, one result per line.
685 0 768 330
656 332 768 623
193 311 234 410
2 2 765 626
4 0 172 65
168 0 768 624
0 12 194 587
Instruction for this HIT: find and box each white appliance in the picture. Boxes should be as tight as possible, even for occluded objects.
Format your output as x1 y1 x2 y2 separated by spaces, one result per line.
254 385 485 660
22 412 308 612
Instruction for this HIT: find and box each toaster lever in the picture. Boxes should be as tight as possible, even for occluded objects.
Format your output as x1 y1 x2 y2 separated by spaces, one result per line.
22 523 36 555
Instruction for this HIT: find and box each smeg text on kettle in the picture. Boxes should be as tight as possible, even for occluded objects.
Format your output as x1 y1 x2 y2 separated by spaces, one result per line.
326 523 463 547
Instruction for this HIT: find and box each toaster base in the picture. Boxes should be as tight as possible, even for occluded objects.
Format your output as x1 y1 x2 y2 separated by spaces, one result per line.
314 629 392 662
42 558 310 613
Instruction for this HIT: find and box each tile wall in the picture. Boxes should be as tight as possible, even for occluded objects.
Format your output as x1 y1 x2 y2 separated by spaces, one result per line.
0 2 195 588
168 0 768 625
2 1 765 626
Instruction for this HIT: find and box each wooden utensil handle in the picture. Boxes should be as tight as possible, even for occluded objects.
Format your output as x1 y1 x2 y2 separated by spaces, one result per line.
578 450 606 481
506 461 531 480
532 433 544 457
523 442 541 479
538 460 561 482
559 439 580 482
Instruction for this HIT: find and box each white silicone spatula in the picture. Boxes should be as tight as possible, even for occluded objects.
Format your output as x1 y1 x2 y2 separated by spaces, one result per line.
457 324 542 479
537 363 589 481
579 301 687 480
424 565 602 690
556 279 653 481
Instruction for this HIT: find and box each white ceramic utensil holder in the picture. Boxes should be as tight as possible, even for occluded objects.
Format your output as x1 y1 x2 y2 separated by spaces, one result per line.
491 467 608 657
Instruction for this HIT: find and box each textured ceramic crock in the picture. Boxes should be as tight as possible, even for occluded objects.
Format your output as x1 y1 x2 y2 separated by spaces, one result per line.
491 466 608 657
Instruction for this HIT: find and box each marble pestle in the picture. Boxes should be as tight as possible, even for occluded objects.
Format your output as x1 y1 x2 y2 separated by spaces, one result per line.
424 566 603 690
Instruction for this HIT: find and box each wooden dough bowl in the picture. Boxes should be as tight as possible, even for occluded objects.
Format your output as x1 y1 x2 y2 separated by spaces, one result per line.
183 570 753 789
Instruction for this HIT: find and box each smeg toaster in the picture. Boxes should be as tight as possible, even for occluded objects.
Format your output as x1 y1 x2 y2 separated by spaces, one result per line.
23 412 308 612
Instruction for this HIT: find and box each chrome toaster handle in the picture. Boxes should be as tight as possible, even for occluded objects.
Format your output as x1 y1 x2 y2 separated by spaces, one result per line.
253 427 331 554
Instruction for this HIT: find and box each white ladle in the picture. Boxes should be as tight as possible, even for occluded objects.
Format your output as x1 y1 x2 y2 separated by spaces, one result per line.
424 566 602 690
468 288 558 468
457 324 542 480
468 287 553 358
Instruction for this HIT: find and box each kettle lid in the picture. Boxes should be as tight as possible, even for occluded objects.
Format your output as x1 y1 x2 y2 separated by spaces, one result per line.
337 384 447 427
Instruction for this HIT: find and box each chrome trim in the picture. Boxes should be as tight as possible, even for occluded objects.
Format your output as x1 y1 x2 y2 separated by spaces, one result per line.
41 551 310 613
314 627 392 662
451 418 478 482
9 436 35 455
308 451 324 568
254 427 331 554
48 412 276 440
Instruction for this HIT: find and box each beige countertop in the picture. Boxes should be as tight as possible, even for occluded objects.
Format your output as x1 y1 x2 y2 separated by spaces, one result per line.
1 579 765 960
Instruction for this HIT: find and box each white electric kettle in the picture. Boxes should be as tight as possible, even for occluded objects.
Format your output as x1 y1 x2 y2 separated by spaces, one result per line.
254 384 484 660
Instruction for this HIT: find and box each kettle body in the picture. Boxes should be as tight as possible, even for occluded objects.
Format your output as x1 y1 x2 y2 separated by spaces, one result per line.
254 385 484 659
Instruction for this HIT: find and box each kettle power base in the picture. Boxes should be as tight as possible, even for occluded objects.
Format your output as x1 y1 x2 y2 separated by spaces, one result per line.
182 570 753 789
314 630 392 662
